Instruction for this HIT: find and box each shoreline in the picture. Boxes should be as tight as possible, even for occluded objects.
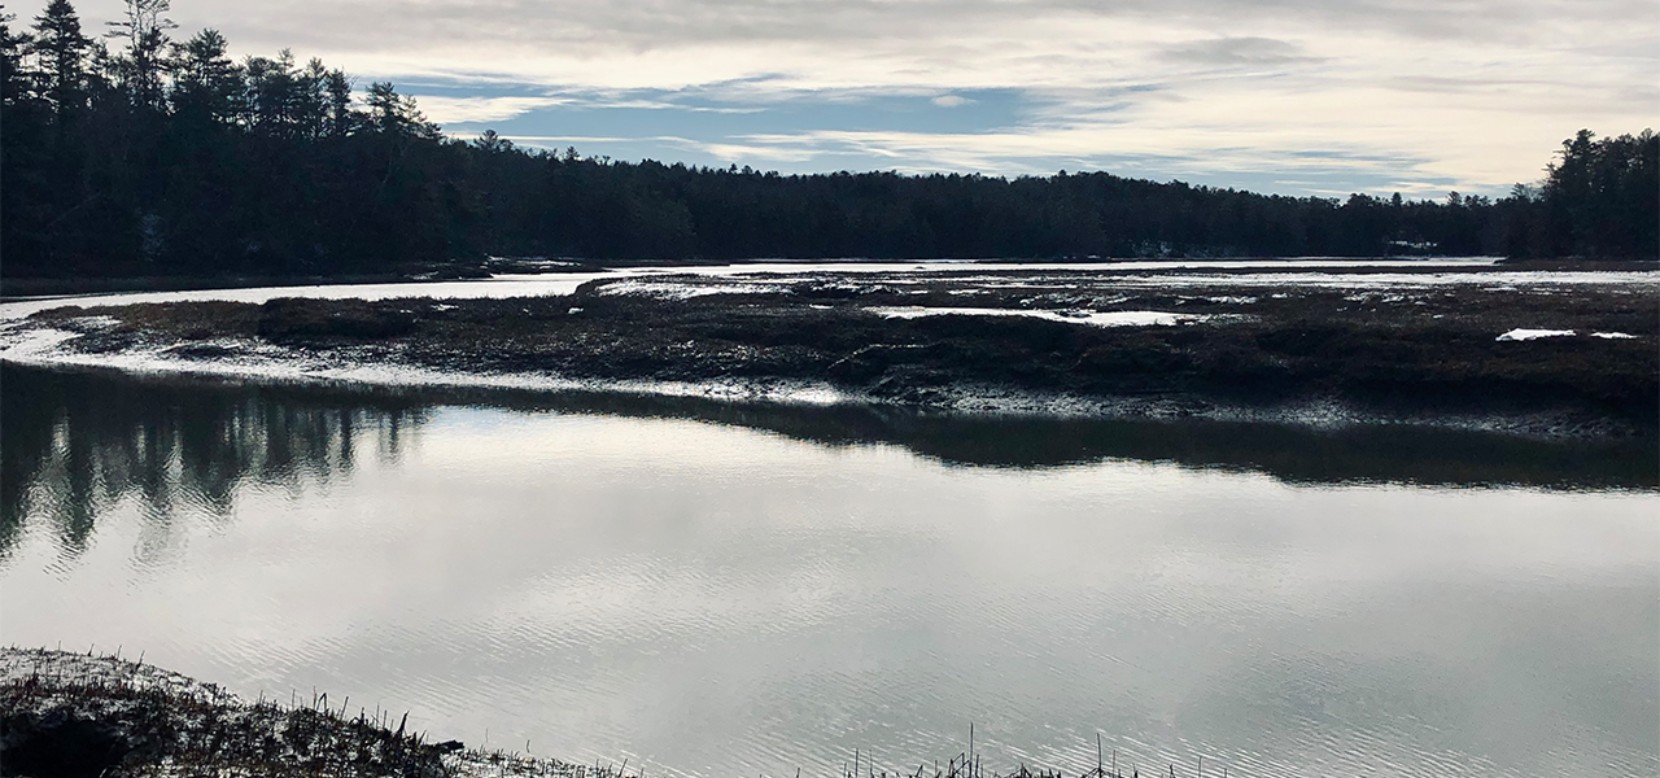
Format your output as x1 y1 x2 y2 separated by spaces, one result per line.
0 339 1642 443
1 265 1654 442
2 256 1651 299
0 647 630 778
8 361 1656 491
1 647 1136 778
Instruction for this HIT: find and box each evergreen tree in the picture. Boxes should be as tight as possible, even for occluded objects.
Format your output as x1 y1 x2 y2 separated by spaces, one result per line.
322 68 355 137
0 0 1653 284
169 28 238 124
29 0 90 117
0 5 34 108
105 0 173 110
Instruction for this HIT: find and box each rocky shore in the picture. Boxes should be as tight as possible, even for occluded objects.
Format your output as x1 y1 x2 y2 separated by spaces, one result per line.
2 264 1654 440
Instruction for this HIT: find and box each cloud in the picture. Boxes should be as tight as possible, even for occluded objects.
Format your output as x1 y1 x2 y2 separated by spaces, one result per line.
70 0 1660 194
932 95 974 108
410 95 571 124
673 140 822 163
1159 37 1322 67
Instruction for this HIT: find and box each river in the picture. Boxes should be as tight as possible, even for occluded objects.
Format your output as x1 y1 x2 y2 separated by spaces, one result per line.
1 363 1655 777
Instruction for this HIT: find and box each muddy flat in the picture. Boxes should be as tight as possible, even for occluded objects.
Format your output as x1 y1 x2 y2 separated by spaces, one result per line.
2 261 1655 439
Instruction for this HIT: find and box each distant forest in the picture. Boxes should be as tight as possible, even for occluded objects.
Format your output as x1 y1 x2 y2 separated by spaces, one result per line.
2 0 1657 280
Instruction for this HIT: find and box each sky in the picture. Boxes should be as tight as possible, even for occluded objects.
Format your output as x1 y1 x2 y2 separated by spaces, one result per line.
79 0 1660 197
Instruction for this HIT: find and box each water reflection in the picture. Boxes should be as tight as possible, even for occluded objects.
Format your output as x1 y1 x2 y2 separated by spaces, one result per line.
522 392 1658 489
2 366 423 558
4 365 1654 559
1 364 1655 778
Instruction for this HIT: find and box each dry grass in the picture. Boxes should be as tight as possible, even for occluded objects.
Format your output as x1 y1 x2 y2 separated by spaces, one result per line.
23 266 1659 438
0 647 630 778
2 648 1212 778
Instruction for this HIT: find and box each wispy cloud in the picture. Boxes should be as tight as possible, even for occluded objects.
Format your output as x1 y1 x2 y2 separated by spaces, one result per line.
412 95 572 124
1158 36 1323 67
87 0 1659 194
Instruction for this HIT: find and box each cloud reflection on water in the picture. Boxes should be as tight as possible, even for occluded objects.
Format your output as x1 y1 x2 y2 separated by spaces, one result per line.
0 365 1656 777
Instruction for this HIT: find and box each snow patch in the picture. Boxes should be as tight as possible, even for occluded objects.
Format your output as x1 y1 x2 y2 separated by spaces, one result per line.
1496 329 1575 342
597 280 778 300
1591 331 1639 339
867 306 1209 327
68 315 124 329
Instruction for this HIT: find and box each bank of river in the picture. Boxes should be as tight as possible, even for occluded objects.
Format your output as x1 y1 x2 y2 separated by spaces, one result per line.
2 260 1656 777
2 363 1655 777
1 260 1654 439
0 647 631 777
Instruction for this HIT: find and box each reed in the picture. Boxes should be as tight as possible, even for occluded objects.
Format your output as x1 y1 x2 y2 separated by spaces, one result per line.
2 647 1222 778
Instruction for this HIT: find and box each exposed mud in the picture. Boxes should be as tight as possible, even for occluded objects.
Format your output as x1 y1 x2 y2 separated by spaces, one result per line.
4 266 1655 440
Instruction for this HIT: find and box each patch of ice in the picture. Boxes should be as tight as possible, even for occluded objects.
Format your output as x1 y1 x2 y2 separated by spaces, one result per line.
1495 329 1575 342
867 306 1208 327
431 303 459 312
1343 292 1411 303
4 257 1641 325
0 319 855 411
1591 331 1639 339
597 280 779 300
69 315 123 329
1109 270 1660 290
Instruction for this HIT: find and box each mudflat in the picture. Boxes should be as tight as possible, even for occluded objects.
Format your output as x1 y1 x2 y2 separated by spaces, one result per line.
9 263 1656 439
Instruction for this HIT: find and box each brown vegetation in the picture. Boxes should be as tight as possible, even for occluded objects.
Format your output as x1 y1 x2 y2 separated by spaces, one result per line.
26 268 1659 439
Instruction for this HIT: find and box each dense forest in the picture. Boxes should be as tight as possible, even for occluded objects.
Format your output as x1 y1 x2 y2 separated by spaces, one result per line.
1 0 1656 280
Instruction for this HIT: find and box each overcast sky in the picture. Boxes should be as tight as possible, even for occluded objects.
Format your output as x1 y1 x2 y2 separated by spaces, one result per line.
79 0 1660 196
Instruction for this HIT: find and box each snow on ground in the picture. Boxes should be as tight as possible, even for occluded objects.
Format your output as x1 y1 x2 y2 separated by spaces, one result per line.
866 306 1209 327
1 646 239 709
1020 270 1660 291
0 259 1518 321
2 648 622 778
0 322 854 408
595 280 783 299
1496 329 1576 341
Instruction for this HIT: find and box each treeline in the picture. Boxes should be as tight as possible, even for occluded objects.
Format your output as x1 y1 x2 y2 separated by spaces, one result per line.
2 0 1655 280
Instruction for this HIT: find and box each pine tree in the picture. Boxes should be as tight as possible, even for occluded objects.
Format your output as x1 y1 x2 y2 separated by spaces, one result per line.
0 4 35 108
106 0 174 110
170 28 240 125
30 0 90 117
323 68 356 137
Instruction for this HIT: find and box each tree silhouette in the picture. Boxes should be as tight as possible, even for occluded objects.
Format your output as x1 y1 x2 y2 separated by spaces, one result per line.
0 0 1654 285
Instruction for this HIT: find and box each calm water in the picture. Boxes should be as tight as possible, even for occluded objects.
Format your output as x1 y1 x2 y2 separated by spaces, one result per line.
2 366 1656 777
0 258 1512 321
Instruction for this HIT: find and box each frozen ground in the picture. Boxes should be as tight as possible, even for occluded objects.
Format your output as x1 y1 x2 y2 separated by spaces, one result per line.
0 257 1543 321
1 261 1654 439
0 647 634 778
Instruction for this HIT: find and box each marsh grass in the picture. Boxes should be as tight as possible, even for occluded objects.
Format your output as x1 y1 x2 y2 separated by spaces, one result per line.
0 647 628 777
2 648 1218 778
22 265 1658 437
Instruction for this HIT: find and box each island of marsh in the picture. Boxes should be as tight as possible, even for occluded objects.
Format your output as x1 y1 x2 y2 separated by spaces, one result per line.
7 262 1655 440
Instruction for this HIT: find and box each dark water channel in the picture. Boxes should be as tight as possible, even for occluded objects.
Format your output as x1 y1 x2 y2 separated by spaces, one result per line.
2 365 1656 776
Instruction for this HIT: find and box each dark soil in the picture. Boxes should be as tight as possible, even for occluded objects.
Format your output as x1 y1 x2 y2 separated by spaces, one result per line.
21 266 1660 438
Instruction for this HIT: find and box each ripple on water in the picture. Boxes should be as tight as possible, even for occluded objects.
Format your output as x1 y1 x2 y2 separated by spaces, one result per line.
0 371 1655 778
